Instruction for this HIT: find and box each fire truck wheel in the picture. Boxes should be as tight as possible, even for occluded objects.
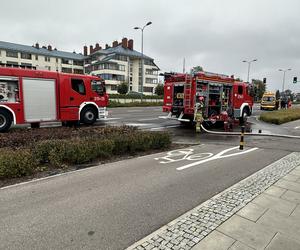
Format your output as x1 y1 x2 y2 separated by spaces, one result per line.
81 107 97 125
0 109 12 132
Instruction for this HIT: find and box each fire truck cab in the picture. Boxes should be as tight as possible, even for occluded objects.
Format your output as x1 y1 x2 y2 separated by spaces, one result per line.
0 67 108 132
162 72 254 128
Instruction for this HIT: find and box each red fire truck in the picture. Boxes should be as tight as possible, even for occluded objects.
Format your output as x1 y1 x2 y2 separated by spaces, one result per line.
0 67 108 132
162 71 254 129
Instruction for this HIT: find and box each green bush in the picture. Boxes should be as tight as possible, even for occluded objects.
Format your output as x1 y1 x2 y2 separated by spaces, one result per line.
34 139 115 167
260 108 300 124
0 127 171 179
0 149 38 178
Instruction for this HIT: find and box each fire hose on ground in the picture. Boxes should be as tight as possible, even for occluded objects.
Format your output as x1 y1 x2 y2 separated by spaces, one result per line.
200 124 300 139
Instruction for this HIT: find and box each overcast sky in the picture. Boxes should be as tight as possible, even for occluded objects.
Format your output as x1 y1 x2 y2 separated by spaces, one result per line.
1 0 300 92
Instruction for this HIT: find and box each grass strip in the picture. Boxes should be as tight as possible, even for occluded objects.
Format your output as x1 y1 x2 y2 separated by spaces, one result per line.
259 108 300 124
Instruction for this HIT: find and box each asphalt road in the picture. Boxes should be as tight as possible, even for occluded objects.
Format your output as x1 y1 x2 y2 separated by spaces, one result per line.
2 104 300 250
0 145 289 250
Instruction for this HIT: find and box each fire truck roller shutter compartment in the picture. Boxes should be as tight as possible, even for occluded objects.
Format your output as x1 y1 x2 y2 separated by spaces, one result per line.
22 78 57 122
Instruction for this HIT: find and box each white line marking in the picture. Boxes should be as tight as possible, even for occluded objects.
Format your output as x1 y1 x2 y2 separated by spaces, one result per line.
177 146 259 171
126 123 154 127
150 125 180 130
294 126 300 129
99 117 121 121
138 118 159 121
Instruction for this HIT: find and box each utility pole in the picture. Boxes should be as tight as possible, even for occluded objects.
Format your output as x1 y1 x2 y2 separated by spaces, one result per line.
242 59 257 83
279 68 292 92
134 21 152 101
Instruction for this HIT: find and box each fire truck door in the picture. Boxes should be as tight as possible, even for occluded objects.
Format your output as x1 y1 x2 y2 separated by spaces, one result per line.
65 78 88 107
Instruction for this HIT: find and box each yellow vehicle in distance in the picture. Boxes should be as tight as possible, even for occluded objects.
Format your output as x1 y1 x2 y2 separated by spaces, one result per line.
260 92 279 110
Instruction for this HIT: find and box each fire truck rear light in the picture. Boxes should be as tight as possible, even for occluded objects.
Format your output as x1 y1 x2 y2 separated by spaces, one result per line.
167 96 171 99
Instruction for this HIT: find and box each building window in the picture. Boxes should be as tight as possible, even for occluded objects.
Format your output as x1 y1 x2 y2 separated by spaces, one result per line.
62 58 70 64
71 79 86 95
35 55 38 60
143 87 153 93
111 85 118 91
74 69 84 74
95 63 125 71
6 61 19 67
73 60 83 66
45 56 51 62
20 63 32 68
113 55 127 61
119 65 125 71
21 53 32 60
62 67 73 73
145 78 158 84
146 69 158 75
6 51 18 58
99 73 125 81
56 58 59 63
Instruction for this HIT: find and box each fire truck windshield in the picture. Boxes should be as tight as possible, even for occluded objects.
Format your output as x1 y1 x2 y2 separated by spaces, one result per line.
91 80 106 95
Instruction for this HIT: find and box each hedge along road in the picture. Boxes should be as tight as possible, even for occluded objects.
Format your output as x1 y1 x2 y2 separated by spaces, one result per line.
0 143 289 250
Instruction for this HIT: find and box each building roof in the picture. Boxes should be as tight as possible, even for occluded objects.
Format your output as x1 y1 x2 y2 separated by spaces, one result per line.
93 45 153 60
0 41 85 60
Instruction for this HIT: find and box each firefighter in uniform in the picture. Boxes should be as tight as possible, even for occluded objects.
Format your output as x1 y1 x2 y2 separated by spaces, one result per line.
195 96 204 133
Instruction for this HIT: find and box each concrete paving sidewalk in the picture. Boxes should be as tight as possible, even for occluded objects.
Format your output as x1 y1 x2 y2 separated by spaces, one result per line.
192 168 300 250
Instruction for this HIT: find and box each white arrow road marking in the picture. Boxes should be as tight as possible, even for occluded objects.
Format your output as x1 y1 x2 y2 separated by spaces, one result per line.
176 146 259 171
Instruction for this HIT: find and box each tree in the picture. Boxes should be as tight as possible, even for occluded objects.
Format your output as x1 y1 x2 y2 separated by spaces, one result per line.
190 66 204 74
155 84 164 96
275 90 280 100
117 82 128 94
252 79 266 100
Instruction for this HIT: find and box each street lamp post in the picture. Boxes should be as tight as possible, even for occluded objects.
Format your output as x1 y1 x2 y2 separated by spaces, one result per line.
134 21 152 101
242 59 257 83
279 68 292 92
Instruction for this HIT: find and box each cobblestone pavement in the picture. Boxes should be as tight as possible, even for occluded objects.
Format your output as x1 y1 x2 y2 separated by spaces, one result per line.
127 152 300 250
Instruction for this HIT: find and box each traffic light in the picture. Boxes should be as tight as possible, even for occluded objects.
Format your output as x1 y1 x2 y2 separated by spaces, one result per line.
263 78 267 83
293 77 297 84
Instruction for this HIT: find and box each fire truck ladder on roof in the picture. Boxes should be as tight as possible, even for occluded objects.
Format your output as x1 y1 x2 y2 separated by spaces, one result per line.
184 74 192 108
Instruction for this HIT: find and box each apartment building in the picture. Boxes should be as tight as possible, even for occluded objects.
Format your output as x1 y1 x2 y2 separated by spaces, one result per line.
0 41 85 74
0 38 160 95
84 38 159 95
